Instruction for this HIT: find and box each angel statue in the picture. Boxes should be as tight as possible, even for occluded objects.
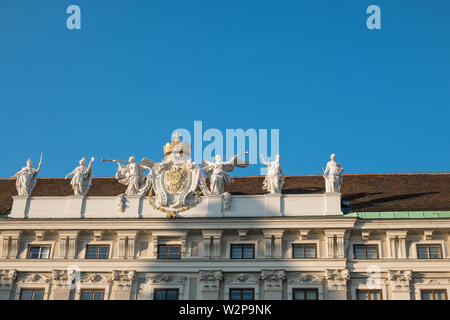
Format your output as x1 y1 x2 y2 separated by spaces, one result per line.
12 154 42 197
323 153 344 193
202 153 248 195
261 154 285 194
102 156 155 195
65 157 94 196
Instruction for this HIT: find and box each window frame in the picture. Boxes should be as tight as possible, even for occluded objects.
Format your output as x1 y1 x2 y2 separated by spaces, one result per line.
19 288 45 300
80 289 105 300
292 243 318 259
27 244 51 259
353 244 380 260
229 288 255 301
420 289 448 300
157 244 182 260
85 244 110 259
230 244 255 259
356 289 383 300
153 288 179 300
416 244 443 259
292 288 319 300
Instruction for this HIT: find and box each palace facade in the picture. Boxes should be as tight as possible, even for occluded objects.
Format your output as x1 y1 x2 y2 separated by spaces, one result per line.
0 171 449 300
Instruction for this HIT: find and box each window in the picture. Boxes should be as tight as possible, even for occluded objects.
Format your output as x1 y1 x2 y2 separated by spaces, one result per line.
421 290 447 300
158 245 181 259
154 289 179 300
230 244 255 259
292 244 317 258
293 289 318 300
20 289 44 300
85 245 109 259
417 244 443 259
230 289 254 300
353 245 379 259
27 245 50 259
81 289 104 300
356 289 382 300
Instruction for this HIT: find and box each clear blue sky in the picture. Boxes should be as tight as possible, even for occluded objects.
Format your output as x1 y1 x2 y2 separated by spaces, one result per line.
0 0 449 178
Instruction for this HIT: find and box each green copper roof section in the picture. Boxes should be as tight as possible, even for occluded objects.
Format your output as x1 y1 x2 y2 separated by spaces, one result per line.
345 211 450 219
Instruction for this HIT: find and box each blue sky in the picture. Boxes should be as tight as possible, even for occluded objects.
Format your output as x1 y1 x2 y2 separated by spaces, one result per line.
0 0 449 177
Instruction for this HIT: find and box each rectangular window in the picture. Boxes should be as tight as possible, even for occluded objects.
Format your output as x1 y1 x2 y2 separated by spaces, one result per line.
27 245 50 259
85 245 109 259
356 289 382 300
154 289 179 300
229 289 254 300
421 289 447 300
353 245 379 259
293 288 318 300
230 244 255 259
292 244 317 258
157 245 181 259
417 244 443 259
81 289 104 300
20 289 44 300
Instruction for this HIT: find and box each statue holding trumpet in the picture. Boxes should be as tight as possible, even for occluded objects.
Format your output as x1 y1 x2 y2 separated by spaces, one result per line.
202 152 249 195
102 156 155 195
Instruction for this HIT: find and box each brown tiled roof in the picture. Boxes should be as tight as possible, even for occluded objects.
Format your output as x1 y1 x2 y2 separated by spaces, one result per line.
1 173 450 215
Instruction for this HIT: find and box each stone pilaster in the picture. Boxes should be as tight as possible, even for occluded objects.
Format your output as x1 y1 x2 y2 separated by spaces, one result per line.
261 270 286 300
325 269 350 300
388 270 412 300
198 270 223 300
0 270 17 300
111 270 136 300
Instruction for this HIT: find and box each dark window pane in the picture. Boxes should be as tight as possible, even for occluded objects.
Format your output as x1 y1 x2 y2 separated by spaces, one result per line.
370 291 381 300
417 246 429 259
294 290 305 300
305 245 316 258
81 291 92 300
293 245 304 258
243 245 254 259
93 291 103 300
230 290 241 300
422 291 432 300
158 246 169 259
98 246 109 259
357 291 368 300
154 290 166 300
366 246 378 259
306 290 317 300
33 290 43 300
86 246 98 259
21 290 32 300
169 246 180 259
242 290 253 300
166 290 178 300
354 246 366 259
429 246 442 259
231 245 242 259
435 290 446 300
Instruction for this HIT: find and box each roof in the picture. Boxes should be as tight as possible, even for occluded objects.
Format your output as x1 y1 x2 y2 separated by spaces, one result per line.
1 173 450 215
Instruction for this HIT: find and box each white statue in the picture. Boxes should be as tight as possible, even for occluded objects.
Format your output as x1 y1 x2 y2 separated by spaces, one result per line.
65 157 94 196
202 153 248 195
261 154 285 194
12 154 42 197
103 156 155 195
323 154 344 193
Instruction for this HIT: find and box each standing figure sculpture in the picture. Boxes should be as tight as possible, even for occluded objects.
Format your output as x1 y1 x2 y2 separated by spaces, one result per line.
323 154 344 193
261 154 285 194
65 157 94 196
12 154 42 197
103 156 155 195
202 154 248 195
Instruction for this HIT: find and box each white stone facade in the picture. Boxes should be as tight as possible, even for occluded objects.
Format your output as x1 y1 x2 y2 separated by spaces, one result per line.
1 192 449 300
